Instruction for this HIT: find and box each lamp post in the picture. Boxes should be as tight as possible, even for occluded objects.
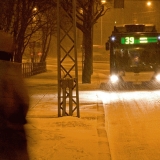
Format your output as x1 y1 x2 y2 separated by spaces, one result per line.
100 0 106 45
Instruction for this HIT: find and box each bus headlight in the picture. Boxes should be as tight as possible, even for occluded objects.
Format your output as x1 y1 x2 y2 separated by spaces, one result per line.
110 75 119 83
155 74 160 81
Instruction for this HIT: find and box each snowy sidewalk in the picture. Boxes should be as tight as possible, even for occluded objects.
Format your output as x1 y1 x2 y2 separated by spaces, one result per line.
24 58 111 160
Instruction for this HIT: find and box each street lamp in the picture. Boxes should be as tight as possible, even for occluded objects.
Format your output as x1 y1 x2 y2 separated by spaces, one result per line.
33 7 37 12
101 0 106 5
147 1 152 7
100 0 107 45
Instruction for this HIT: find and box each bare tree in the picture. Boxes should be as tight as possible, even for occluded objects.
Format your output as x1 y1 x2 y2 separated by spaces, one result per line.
0 0 57 63
0 0 15 32
39 3 57 62
61 0 110 83
27 0 57 63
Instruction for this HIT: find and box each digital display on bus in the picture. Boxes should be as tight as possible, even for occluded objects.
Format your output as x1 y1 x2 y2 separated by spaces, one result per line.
121 36 158 44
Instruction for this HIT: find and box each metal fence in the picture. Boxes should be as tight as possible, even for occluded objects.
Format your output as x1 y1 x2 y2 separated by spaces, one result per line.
22 62 46 78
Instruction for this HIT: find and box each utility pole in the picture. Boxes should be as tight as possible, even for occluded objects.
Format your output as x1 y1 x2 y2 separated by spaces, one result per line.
57 0 80 117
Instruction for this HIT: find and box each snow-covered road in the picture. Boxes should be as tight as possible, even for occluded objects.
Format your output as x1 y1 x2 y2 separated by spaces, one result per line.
99 90 160 160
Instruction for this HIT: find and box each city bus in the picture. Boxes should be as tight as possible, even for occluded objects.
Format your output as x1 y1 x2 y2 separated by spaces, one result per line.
105 24 160 89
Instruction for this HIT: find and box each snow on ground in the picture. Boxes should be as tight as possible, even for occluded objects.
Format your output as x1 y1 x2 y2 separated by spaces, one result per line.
102 90 160 160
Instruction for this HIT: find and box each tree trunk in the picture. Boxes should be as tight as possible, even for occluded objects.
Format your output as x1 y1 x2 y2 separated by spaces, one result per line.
14 48 23 63
82 28 93 83
40 29 51 62
14 40 24 63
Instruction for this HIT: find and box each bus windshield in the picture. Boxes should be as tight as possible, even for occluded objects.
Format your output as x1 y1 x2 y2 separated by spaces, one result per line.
114 44 160 72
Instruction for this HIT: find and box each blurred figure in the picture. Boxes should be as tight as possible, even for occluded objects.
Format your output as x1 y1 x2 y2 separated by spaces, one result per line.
0 30 29 160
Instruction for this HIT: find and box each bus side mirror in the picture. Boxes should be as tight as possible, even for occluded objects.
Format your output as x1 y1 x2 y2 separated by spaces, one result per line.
105 42 110 50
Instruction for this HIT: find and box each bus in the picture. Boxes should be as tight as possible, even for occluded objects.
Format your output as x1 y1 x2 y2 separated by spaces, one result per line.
105 24 160 89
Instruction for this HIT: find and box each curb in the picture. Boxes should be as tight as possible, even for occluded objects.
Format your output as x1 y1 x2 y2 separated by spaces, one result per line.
97 100 111 160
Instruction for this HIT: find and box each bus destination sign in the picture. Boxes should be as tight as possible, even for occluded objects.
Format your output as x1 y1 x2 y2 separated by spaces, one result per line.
121 36 158 44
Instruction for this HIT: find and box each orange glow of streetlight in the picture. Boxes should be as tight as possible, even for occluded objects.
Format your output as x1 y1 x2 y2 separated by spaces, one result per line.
101 0 106 4
147 1 152 7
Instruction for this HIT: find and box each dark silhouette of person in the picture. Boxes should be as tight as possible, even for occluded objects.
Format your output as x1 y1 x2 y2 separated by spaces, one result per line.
0 30 30 160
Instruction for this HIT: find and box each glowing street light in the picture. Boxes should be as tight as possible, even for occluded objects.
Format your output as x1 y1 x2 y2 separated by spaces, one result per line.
147 1 152 7
33 7 37 12
100 0 107 44
101 0 106 4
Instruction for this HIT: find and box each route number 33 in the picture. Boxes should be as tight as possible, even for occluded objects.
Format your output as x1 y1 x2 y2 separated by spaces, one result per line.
125 37 134 44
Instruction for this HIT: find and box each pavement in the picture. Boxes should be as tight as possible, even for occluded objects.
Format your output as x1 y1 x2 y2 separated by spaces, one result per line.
24 55 111 160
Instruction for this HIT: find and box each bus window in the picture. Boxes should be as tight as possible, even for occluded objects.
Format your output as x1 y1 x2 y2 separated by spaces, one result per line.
141 50 158 65
129 51 141 67
114 49 129 71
